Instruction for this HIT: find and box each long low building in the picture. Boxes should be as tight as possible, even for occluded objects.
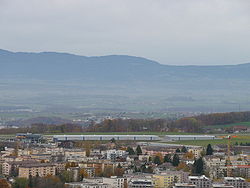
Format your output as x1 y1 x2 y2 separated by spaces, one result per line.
53 135 161 142
165 135 217 141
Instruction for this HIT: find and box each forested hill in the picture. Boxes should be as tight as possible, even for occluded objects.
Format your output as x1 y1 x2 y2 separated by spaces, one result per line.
1 111 250 134
1 49 250 82
87 111 250 133
1 49 250 112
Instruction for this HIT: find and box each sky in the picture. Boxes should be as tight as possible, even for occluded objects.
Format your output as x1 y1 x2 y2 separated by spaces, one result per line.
0 0 250 65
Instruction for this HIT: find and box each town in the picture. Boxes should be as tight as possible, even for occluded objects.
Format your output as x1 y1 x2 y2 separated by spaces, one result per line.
0 132 250 188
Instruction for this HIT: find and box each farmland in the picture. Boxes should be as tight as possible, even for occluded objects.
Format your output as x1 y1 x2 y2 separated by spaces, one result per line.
165 134 250 147
208 121 250 128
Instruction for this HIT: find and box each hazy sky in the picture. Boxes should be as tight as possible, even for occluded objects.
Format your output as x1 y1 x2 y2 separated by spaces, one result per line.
0 0 250 65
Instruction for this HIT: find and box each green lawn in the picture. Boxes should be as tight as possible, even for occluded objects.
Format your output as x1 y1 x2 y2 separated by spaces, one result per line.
208 121 250 128
164 135 250 147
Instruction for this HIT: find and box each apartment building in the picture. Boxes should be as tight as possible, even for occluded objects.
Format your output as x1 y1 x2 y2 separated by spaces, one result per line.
224 177 249 188
103 176 125 188
153 171 189 188
173 183 197 188
188 175 211 188
2 160 38 176
18 163 56 178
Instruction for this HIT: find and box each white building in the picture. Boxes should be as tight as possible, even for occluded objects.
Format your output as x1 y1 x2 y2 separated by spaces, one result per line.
53 135 160 141
212 184 234 188
102 150 127 160
188 175 211 188
224 177 248 188
103 176 125 188
165 135 216 141
173 183 197 188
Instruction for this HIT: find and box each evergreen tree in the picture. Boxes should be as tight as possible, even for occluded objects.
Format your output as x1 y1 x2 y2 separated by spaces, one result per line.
148 156 152 162
175 148 181 153
164 154 172 163
28 175 33 188
136 145 142 155
154 156 162 165
126 147 135 155
110 138 116 143
172 154 180 167
181 146 188 153
193 157 204 175
206 144 213 155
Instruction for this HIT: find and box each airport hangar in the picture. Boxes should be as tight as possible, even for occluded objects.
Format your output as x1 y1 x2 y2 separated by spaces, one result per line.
165 135 217 141
53 135 161 142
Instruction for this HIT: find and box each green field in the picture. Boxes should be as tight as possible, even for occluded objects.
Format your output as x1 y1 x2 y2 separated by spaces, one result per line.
45 131 200 136
165 134 250 147
208 121 250 128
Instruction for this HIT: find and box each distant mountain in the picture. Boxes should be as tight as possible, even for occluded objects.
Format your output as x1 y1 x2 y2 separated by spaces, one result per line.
1 49 250 112
6 116 73 127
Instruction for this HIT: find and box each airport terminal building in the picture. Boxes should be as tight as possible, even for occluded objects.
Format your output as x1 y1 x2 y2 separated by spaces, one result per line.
165 135 216 141
53 135 161 142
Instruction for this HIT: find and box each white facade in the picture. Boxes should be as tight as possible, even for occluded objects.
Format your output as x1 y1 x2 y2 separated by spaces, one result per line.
53 135 160 141
165 135 216 141
102 150 127 160
103 176 125 188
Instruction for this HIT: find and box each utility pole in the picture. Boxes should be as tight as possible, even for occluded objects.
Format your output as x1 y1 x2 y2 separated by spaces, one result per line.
226 135 231 177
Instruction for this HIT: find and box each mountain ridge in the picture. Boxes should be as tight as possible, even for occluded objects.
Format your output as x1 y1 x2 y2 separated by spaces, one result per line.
1 49 250 112
1 49 249 67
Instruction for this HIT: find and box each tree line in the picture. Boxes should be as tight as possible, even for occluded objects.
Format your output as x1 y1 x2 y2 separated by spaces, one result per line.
1 111 250 134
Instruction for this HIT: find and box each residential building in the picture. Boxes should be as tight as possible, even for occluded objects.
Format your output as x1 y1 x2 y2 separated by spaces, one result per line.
2 160 38 176
18 163 56 178
224 177 248 188
188 147 203 159
153 171 189 188
173 183 197 188
64 149 86 162
103 176 125 188
128 178 153 188
212 184 234 188
65 182 109 188
102 150 127 161
188 175 211 188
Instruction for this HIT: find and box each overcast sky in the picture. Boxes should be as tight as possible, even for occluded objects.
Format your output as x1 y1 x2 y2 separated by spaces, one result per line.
0 0 250 65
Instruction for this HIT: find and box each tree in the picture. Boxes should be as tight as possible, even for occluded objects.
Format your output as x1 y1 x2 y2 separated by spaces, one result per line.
114 163 125 176
126 147 135 155
183 152 194 160
28 175 33 188
154 156 162 165
84 142 91 157
175 148 181 153
155 153 163 164
206 144 213 155
164 154 172 163
0 179 10 188
110 138 116 143
80 168 89 179
32 176 64 188
193 157 204 175
172 154 180 167
103 166 114 177
12 178 29 188
176 162 190 172
181 146 188 153
59 170 73 183
136 145 142 155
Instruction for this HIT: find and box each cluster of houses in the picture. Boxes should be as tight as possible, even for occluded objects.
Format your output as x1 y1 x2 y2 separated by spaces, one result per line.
0 133 250 187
